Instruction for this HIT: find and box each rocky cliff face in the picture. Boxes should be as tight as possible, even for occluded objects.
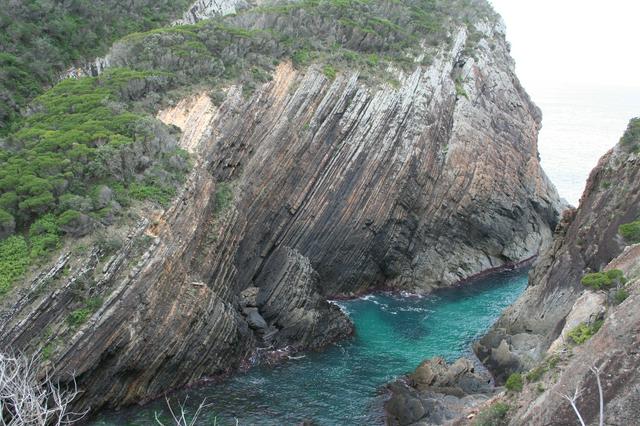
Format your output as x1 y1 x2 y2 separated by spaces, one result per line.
470 120 640 425
475 125 640 381
0 1 561 414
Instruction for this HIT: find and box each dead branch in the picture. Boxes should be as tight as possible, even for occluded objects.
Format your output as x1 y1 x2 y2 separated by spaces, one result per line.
0 352 87 426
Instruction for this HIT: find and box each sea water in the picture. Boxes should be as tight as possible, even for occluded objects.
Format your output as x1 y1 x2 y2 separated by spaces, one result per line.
93 269 527 425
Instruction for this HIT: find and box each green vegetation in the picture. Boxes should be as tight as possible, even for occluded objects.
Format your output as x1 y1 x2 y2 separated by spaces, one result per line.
620 117 640 151
214 183 234 216
454 76 468 99
581 269 626 290
0 0 192 132
0 236 29 295
505 372 523 392
614 288 629 304
103 0 496 90
568 319 604 345
0 69 189 295
619 219 640 244
474 402 510 426
66 297 103 328
322 65 337 80
525 354 560 383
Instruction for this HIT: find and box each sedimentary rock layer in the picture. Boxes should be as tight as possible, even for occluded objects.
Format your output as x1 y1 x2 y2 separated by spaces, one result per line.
1 16 560 413
476 135 640 381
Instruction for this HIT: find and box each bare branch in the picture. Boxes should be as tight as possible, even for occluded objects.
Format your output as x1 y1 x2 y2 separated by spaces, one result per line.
590 364 605 426
157 395 214 426
0 351 88 426
557 385 586 426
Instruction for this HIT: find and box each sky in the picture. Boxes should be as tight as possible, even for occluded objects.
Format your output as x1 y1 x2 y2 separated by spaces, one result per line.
488 0 640 205
489 0 640 90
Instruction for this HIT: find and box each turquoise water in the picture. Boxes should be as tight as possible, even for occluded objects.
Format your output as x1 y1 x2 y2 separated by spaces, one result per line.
93 269 527 425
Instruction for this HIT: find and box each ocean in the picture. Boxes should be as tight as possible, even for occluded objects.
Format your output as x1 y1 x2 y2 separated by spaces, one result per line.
531 83 640 206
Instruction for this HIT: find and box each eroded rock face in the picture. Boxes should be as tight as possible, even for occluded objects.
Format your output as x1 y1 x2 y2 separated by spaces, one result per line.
504 245 640 426
475 137 640 381
1 18 560 414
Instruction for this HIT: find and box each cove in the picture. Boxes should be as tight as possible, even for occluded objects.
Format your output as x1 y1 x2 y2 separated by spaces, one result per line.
92 269 527 425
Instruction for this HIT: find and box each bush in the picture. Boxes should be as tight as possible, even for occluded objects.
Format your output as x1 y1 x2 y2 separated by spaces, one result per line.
67 296 104 327
526 365 546 382
0 0 192 132
568 319 604 345
474 402 510 426
214 182 234 215
620 117 640 150
128 182 176 206
619 219 640 244
67 308 92 327
581 269 626 290
614 288 629 304
322 64 337 79
505 373 523 392
0 236 30 295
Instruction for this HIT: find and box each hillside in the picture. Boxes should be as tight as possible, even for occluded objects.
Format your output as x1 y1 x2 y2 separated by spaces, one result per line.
0 0 562 416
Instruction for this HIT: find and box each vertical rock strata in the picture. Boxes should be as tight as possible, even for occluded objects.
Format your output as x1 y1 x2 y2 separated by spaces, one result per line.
475 138 640 381
1 19 560 412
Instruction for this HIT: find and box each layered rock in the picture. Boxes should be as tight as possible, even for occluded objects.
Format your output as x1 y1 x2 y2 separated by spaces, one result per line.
1 6 561 415
480 245 640 426
475 127 640 381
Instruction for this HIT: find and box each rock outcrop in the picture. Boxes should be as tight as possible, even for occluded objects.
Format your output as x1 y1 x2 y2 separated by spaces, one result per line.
386 357 494 425
468 119 640 425
475 123 640 381
1 1 561 414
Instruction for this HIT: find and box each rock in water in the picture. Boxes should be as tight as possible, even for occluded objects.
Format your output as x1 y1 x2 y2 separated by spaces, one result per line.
385 357 494 425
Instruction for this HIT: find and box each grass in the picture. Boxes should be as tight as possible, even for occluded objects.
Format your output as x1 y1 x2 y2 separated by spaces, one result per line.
568 319 604 345
322 65 337 80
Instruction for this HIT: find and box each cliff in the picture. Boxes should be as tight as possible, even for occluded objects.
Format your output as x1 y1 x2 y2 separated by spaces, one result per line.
472 118 640 425
0 0 561 414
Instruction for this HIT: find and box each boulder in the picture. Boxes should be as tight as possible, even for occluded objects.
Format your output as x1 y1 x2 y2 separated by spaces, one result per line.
386 357 493 425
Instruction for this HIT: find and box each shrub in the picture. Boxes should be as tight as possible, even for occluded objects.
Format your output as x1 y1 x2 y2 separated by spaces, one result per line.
568 319 604 345
614 288 629 304
505 373 523 392
214 182 234 215
67 308 92 327
128 183 176 206
0 208 15 227
581 269 626 290
620 117 640 150
322 65 337 80
619 219 640 244
0 235 30 295
474 402 510 426
526 365 546 383
28 215 61 260
56 210 82 227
